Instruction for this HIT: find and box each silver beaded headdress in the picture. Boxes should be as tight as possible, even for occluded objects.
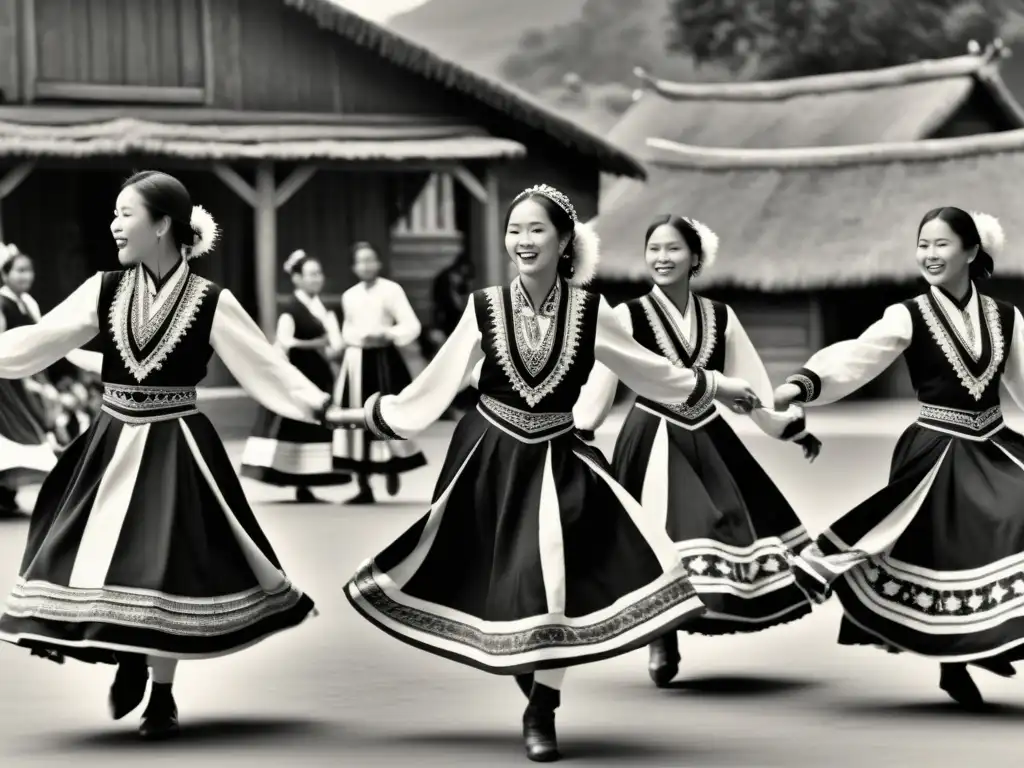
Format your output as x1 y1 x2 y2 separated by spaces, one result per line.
514 183 600 286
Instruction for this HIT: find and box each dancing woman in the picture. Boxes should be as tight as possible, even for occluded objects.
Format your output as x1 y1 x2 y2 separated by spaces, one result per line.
776 207 1024 709
241 248 350 500
573 214 820 688
334 185 760 762
0 171 327 738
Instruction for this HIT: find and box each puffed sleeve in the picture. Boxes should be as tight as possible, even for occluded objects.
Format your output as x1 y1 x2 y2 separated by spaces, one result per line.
364 301 483 440
722 306 808 440
786 303 913 406
0 273 102 378
573 302 633 432
275 312 297 349
210 290 331 423
383 282 422 347
999 307 1024 411
592 296 718 405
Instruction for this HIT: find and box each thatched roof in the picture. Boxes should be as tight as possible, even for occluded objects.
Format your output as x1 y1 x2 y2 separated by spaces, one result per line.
595 130 1024 290
284 0 644 178
0 113 525 161
608 52 1024 157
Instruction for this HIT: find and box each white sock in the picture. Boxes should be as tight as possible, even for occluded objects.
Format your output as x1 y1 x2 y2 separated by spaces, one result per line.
147 655 179 684
534 668 566 690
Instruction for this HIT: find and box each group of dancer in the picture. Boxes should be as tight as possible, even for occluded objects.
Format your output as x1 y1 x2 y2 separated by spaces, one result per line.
240 241 427 505
0 169 1019 762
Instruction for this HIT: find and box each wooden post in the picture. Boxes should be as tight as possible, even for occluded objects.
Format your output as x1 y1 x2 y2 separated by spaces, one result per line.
483 167 505 286
0 161 37 242
807 294 824 351
212 162 318 336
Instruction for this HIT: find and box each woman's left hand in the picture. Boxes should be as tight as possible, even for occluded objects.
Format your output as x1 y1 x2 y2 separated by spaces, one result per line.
796 433 822 463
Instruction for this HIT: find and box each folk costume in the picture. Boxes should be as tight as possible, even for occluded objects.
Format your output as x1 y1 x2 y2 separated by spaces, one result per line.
0 212 322 673
345 185 713 762
573 219 817 686
332 275 427 501
790 214 1024 688
241 251 350 497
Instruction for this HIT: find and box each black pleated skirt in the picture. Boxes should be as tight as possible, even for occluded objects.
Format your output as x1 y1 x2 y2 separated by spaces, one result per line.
345 407 706 675
795 422 1024 665
0 379 56 489
0 410 317 664
613 406 812 635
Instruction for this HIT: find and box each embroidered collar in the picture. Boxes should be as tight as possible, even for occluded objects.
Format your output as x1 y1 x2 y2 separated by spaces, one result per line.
294 289 328 322
642 290 717 368
915 291 1003 400
140 258 184 294
512 277 560 318
935 283 974 312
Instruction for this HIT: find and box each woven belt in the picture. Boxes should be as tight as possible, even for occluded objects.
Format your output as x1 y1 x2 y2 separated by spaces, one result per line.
477 395 574 444
101 383 199 425
916 403 1003 440
634 392 719 430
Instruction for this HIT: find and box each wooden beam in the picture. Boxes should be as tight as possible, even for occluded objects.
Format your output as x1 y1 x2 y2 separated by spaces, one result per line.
0 161 35 200
20 0 36 103
254 162 278 336
451 164 487 203
212 163 258 208
33 82 206 103
482 166 504 287
274 165 317 208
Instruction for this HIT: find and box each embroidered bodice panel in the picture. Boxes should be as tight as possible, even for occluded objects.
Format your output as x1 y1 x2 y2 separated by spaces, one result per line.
0 293 34 331
97 266 221 387
473 280 599 411
626 292 726 373
901 293 1015 409
282 298 334 389
286 298 327 342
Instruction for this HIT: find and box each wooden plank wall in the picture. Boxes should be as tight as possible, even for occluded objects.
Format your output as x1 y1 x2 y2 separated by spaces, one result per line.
0 0 18 103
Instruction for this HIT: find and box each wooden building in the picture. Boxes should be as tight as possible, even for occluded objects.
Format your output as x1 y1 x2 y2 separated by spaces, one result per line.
593 47 1024 395
0 0 644 388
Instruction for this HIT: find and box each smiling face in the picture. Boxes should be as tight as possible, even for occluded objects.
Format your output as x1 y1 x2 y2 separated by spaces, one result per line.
293 258 325 295
110 185 168 266
916 217 975 289
644 223 695 286
504 198 566 282
3 254 34 294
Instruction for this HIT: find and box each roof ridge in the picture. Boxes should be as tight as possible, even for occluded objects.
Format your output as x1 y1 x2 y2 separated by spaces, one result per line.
282 0 644 177
645 130 1024 169
634 51 1001 102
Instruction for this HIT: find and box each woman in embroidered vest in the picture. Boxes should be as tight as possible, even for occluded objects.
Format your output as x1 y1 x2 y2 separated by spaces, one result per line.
241 249 350 500
572 215 822 688
775 207 1024 710
332 241 427 504
0 171 329 739
332 184 761 763
0 244 101 514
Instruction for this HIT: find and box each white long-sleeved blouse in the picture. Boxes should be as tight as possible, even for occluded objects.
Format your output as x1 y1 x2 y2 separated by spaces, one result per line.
572 293 806 440
786 284 1024 411
0 286 103 375
0 271 331 424
276 290 343 352
371 292 723 440
340 278 421 348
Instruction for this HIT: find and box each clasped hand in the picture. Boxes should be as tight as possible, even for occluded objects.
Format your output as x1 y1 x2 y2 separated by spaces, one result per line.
713 374 761 414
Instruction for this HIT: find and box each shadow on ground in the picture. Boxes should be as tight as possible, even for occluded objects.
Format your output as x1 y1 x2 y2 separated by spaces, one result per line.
832 700 1024 719
664 674 822 697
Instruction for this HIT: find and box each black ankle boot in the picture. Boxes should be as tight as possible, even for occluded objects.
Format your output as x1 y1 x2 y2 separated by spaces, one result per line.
940 663 985 710
515 673 534 699
523 682 560 762
648 633 680 688
139 683 179 740
109 654 149 720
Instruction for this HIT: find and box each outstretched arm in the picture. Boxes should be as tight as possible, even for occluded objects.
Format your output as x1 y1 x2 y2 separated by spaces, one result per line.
573 302 632 432
210 290 331 423
999 307 1024 412
363 301 484 440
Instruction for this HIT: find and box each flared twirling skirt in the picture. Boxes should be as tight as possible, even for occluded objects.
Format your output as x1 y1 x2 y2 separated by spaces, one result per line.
0 410 316 665
332 345 427 475
613 406 812 635
345 408 706 675
241 409 351 487
0 379 57 488
794 418 1024 664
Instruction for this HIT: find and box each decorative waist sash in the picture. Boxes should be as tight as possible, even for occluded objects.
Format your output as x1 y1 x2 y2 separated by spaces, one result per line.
917 403 1003 440
102 383 199 425
477 394 574 444
634 393 718 431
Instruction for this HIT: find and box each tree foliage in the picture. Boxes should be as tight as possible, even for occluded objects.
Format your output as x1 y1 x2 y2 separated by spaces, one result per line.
666 0 1024 78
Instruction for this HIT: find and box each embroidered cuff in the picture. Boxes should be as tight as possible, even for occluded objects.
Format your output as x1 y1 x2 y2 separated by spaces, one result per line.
786 369 821 403
363 392 404 441
682 368 716 409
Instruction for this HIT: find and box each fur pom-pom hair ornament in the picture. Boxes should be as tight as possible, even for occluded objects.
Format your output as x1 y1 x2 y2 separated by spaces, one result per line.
684 217 719 277
570 220 601 287
970 211 1005 260
186 205 219 260
283 249 307 274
